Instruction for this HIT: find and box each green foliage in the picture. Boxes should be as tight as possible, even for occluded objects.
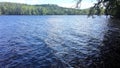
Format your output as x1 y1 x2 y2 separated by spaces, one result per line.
75 0 120 18
0 8 1 15
77 0 120 18
0 2 90 15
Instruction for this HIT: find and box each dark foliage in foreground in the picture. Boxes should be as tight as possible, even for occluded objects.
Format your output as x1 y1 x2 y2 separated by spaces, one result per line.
76 0 120 18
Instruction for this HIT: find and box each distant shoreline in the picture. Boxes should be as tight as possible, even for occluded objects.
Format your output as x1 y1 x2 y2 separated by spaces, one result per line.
0 2 93 15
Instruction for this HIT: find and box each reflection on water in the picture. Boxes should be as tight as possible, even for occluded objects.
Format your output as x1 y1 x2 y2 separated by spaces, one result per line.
0 15 120 68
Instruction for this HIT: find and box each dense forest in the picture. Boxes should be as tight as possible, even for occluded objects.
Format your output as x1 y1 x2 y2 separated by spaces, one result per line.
0 2 92 15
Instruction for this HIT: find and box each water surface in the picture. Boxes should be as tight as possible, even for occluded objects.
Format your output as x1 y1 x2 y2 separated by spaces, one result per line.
0 15 120 68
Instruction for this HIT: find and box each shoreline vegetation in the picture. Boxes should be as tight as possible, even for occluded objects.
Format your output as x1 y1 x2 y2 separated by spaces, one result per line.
0 2 104 15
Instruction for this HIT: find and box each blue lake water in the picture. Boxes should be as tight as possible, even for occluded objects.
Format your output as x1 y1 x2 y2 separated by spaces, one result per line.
0 15 120 68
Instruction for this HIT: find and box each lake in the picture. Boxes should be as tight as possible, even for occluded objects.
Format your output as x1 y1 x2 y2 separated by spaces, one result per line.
0 15 120 68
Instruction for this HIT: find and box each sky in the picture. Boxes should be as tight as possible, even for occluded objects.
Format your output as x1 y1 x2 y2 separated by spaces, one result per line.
0 0 96 9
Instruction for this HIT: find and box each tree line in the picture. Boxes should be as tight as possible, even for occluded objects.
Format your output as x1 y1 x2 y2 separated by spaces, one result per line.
0 2 92 15
0 2 104 15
